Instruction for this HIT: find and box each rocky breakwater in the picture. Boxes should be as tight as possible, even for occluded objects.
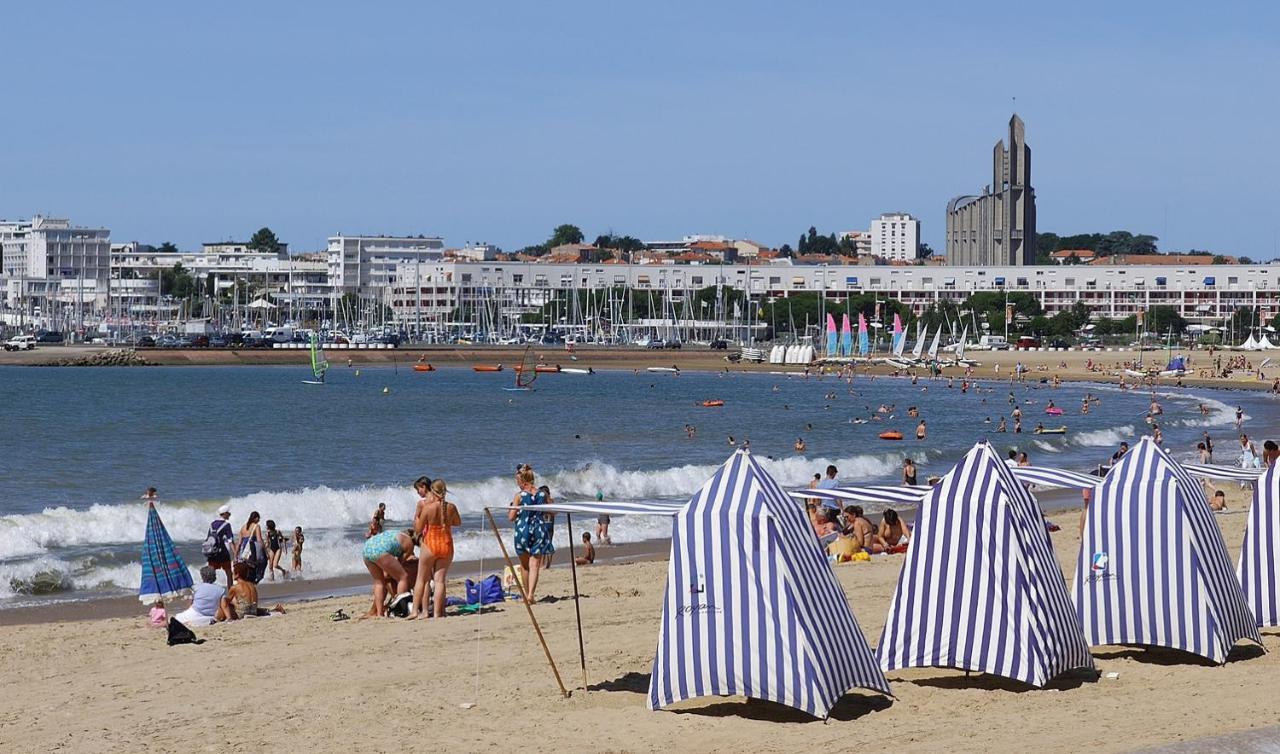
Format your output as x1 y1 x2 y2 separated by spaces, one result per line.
32 349 157 367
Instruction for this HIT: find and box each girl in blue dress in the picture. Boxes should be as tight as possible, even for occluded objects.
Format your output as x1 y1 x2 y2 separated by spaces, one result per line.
509 464 554 600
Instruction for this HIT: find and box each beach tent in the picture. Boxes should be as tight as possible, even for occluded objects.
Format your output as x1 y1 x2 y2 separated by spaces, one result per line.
1238 464 1280 627
648 449 891 717
789 485 931 508
1073 437 1262 663
877 442 1095 686
139 503 194 604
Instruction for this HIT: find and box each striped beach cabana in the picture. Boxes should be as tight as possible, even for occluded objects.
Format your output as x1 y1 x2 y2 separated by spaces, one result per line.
1073 437 1262 663
648 449 891 718
1238 463 1280 627
877 441 1095 686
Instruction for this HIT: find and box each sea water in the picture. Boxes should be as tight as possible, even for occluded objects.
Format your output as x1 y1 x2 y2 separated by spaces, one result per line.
0 364 1270 607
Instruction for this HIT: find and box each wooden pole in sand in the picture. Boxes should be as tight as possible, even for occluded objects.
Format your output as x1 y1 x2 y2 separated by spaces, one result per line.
565 513 588 690
484 508 569 699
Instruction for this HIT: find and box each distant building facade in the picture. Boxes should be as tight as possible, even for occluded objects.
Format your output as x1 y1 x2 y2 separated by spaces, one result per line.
327 234 445 295
1 215 111 320
870 213 920 261
946 115 1037 266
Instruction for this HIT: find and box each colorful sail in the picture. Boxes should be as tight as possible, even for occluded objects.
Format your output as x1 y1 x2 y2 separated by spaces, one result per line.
310 332 328 381
139 503 193 604
840 314 853 356
825 313 838 356
892 313 904 355
857 313 870 356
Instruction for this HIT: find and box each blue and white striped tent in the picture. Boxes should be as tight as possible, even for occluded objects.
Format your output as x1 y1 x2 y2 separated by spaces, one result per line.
878 442 1095 686
1073 437 1262 663
648 449 890 717
1238 463 1280 627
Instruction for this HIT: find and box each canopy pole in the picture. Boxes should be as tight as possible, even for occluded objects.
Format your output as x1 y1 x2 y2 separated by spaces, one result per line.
565 513 588 690
484 508 569 699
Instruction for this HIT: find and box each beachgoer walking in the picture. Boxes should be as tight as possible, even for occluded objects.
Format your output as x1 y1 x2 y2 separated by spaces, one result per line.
264 520 287 582
235 511 268 584
902 458 917 486
291 526 305 572
203 505 235 588
510 465 554 601
411 479 461 619
1236 406 1245 430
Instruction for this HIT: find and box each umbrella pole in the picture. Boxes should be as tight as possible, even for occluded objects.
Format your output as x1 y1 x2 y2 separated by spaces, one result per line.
565 513 588 690
484 508 569 698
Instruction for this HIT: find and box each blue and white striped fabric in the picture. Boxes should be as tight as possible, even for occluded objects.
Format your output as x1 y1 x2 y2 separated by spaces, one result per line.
649 450 890 717
501 500 684 517
877 442 1094 686
1073 437 1262 663
1010 466 1101 490
139 503 193 604
1238 464 1280 627
1183 463 1264 482
789 485 931 507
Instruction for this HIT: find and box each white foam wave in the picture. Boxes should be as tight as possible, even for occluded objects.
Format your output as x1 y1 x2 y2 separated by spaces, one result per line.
1033 440 1062 453
1071 425 1137 448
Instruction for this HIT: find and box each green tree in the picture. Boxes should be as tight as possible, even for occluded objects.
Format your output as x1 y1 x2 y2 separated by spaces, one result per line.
1145 305 1185 335
548 224 584 247
918 242 934 259
248 227 282 255
160 263 196 300
157 241 179 254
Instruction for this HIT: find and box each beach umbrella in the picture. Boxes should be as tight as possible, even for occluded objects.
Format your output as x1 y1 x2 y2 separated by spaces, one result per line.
139 503 194 604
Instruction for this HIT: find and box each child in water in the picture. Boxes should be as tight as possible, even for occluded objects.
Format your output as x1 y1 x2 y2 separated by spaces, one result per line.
291 526 305 572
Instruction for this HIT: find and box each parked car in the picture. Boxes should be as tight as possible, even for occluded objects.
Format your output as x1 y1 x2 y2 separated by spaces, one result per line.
664 340 683 349
647 339 666 349
208 334 229 348
4 335 37 351
35 331 65 344
157 335 181 348
709 339 728 350
137 335 156 347
190 335 210 348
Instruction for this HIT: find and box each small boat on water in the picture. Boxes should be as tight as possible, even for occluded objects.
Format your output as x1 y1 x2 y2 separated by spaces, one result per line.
647 367 679 373
515 364 561 374
1045 407 1064 416
473 365 503 373
413 364 435 372
701 399 724 407
560 367 594 375
879 430 904 441
1035 426 1068 435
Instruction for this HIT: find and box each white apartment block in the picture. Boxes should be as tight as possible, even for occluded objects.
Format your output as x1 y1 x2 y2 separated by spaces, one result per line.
1 216 111 318
327 234 444 295
869 212 920 261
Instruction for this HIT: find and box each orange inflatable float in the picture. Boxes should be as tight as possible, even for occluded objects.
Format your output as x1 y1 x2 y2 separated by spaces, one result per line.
701 400 725 407
879 430 904 441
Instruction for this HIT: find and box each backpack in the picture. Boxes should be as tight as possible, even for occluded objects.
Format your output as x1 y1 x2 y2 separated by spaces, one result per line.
465 575 505 605
166 617 202 646
201 520 229 560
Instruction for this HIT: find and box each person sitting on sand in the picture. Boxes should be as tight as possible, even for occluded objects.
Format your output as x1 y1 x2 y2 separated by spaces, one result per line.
223 561 286 619
1210 489 1228 512
845 505 888 553
1264 440 1280 469
879 509 911 547
575 532 596 566
175 566 234 627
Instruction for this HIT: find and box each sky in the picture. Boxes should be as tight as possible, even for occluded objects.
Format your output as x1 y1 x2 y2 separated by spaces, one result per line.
2 2 1278 257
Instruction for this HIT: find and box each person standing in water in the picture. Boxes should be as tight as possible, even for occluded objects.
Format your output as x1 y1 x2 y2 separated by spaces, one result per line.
916 420 927 441
291 526 305 573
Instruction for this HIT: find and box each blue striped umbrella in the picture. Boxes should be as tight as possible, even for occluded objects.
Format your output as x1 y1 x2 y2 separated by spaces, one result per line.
139 503 194 604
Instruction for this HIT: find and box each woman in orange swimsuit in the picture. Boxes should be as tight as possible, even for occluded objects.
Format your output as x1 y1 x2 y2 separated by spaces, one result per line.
412 479 462 619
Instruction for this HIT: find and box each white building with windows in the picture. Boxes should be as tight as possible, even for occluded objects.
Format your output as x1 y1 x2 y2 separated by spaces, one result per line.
870 212 920 261
1 216 111 325
327 234 445 296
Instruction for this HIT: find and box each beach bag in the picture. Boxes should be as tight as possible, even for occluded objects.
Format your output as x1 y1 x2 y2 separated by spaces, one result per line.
166 617 200 646
465 575 505 605
201 521 229 560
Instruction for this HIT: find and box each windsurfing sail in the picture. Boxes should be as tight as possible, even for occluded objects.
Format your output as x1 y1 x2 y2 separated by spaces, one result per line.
857 313 870 356
309 332 328 382
515 345 537 389
826 313 838 357
911 325 927 360
927 328 941 361
840 314 853 357
892 313 904 355
956 326 968 360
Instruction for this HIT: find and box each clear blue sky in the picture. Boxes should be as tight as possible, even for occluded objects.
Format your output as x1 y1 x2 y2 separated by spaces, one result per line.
2 2 1278 257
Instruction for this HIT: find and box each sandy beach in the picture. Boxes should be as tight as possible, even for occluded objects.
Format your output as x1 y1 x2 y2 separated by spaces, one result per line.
3 485 1276 753
2 343 1275 395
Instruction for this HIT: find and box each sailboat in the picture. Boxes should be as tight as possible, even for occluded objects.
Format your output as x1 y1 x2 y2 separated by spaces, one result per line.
504 346 538 392
302 332 328 385
926 328 941 362
825 313 838 358
840 313 853 358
